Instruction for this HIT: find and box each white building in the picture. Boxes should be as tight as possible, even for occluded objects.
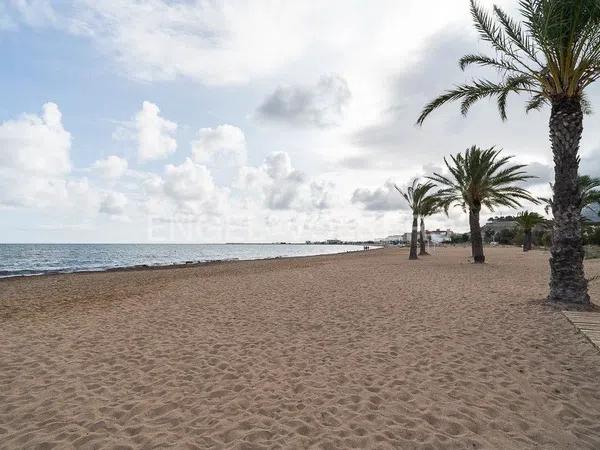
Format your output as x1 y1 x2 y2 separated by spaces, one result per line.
427 229 453 243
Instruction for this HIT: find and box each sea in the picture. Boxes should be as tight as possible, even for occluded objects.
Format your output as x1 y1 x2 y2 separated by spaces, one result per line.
0 243 369 278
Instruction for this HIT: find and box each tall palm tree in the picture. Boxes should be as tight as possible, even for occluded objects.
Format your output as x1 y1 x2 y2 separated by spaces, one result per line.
515 211 546 251
417 0 600 303
395 180 438 260
418 196 443 255
429 146 538 263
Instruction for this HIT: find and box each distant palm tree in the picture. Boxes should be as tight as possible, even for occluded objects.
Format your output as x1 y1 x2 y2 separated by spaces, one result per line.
418 196 443 255
541 175 600 218
515 211 546 251
395 180 438 260
429 146 537 263
417 0 600 303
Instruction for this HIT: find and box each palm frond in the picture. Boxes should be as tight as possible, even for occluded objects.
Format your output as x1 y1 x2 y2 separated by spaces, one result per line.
525 93 548 112
417 76 539 124
418 0 600 124
493 4 544 68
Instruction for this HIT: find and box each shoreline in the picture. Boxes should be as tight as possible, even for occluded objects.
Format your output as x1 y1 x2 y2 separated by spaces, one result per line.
0 245 381 281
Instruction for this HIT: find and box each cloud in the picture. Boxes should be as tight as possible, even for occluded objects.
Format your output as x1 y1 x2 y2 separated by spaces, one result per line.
236 151 336 211
0 102 71 175
580 152 600 178
265 152 295 180
346 28 554 172
266 172 305 210
0 103 131 217
56 0 314 85
310 180 335 210
0 171 66 208
262 152 306 209
92 155 128 179
257 74 351 127
6 2 546 241
136 158 227 221
519 161 553 187
135 101 177 162
163 158 215 203
99 191 127 215
191 124 246 168
351 179 407 211
8 0 57 27
0 103 75 208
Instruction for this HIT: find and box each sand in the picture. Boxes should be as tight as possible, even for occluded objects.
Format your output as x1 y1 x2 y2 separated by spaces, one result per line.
1 246 600 449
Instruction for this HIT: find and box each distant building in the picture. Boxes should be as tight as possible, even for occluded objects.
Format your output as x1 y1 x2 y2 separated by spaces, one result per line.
398 229 454 244
427 229 453 243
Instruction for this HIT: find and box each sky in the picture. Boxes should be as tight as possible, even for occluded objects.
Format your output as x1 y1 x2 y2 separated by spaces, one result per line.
1 0 599 243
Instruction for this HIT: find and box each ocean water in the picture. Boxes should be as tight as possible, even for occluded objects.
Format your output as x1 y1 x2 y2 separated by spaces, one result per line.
0 243 368 278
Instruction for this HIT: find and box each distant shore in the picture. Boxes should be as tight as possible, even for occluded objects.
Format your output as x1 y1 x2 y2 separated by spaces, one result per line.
2 247 600 449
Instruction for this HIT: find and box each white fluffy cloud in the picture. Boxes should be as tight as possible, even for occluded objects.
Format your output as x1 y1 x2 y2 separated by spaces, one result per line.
237 151 335 211
0 103 131 219
92 155 128 179
0 102 71 176
0 103 74 208
191 124 246 168
163 158 215 203
135 101 177 162
265 152 295 181
137 158 226 221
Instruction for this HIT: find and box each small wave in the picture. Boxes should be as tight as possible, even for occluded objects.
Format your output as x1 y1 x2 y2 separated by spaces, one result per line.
0 269 51 278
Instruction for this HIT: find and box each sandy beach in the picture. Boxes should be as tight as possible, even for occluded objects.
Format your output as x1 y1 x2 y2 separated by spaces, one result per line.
1 246 600 449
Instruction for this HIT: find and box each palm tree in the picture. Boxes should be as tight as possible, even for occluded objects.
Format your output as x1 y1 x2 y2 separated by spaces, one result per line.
395 180 438 260
515 211 546 251
417 0 600 303
418 196 443 255
429 146 538 263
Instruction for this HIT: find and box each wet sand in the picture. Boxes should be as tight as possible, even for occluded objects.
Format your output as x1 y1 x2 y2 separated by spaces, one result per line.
1 247 600 449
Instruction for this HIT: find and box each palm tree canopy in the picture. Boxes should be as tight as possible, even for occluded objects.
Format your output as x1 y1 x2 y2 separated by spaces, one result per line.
417 0 600 124
428 146 539 213
394 179 439 216
541 174 600 214
420 195 443 218
515 210 546 230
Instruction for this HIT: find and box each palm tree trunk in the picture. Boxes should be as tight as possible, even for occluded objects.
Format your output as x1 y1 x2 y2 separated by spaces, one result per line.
523 230 532 252
548 97 589 305
419 217 428 255
469 207 484 263
409 215 418 260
